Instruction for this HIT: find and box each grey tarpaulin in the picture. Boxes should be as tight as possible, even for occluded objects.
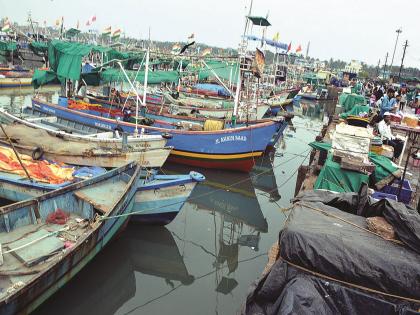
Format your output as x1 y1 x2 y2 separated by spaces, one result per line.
242 199 420 315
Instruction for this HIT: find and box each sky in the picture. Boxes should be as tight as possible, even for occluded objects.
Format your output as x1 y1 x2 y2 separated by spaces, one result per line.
1 0 419 68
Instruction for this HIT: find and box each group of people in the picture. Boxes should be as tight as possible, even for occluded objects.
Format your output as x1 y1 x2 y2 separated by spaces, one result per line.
358 83 414 161
363 83 417 161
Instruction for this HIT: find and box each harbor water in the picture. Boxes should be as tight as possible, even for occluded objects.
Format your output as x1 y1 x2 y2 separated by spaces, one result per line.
0 88 329 315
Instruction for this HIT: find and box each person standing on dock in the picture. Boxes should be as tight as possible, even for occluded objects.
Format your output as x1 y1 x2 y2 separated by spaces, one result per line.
378 112 404 161
379 88 397 118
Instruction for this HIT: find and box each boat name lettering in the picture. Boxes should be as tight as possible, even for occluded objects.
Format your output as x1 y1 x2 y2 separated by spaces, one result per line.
215 135 247 144
94 122 112 130
42 107 55 114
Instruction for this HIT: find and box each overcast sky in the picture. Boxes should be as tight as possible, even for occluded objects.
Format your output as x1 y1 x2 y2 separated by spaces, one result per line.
1 0 419 67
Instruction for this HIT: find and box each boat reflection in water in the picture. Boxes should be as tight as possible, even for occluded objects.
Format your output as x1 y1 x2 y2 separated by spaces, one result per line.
32 224 193 315
164 157 279 297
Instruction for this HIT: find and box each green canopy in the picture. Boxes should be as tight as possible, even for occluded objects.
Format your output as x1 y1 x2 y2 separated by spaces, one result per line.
99 68 179 84
339 105 370 119
0 41 17 51
194 60 239 82
29 41 48 55
338 93 367 112
31 68 60 89
65 28 81 38
48 40 94 81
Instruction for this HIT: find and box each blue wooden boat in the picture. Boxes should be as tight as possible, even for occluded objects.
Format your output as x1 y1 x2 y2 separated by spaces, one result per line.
31 97 285 172
0 168 205 225
0 162 141 314
133 171 205 224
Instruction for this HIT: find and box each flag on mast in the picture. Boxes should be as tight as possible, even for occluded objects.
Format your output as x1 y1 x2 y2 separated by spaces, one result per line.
272 32 280 42
287 42 292 53
91 15 96 23
102 26 111 36
86 20 91 26
202 47 212 56
296 44 302 53
112 28 121 39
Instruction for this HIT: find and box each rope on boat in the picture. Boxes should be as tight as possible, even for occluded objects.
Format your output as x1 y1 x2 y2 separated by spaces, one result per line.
99 148 311 221
294 202 404 245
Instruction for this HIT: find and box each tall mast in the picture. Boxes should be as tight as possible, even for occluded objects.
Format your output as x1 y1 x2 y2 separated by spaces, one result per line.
233 0 254 126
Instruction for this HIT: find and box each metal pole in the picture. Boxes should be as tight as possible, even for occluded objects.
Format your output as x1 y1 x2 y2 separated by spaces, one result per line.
398 40 408 82
382 52 388 79
0 124 33 182
390 28 402 75
376 58 381 77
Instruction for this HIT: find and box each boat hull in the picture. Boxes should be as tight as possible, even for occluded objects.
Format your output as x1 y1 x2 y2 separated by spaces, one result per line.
132 181 197 224
31 98 284 172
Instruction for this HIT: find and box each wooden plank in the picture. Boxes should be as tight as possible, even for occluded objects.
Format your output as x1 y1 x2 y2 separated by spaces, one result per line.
74 191 108 215
7 229 64 267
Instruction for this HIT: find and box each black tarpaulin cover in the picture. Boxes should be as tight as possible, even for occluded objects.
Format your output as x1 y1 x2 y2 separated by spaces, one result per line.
242 199 420 315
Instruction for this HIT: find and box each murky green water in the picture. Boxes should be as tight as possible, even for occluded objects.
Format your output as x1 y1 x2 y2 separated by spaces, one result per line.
0 88 328 315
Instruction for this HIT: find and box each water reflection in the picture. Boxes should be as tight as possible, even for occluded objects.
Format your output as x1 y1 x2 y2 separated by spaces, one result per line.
0 86 59 112
33 224 192 315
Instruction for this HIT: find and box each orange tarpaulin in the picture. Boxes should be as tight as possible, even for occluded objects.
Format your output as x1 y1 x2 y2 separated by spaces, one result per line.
0 146 74 184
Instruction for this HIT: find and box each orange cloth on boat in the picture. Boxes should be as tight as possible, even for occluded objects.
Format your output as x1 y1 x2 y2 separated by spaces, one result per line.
0 146 74 184
68 100 102 110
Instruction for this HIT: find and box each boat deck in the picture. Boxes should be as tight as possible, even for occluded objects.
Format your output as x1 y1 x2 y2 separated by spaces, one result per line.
0 214 89 300
74 181 127 214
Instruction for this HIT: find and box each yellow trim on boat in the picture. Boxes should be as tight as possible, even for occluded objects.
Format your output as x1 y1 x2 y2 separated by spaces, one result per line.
171 149 262 160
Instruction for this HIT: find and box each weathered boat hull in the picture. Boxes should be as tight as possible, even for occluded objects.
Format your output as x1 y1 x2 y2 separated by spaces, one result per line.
0 163 141 315
133 180 198 225
0 139 172 168
31 98 284 172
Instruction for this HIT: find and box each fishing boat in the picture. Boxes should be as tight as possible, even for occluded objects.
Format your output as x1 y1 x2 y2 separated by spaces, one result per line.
30 97 285 172
0 144 204 225
134 170 205 224
0 109 172 168
266 87 300 115
0 77 32 88
0 162 141 315
82 93 270 121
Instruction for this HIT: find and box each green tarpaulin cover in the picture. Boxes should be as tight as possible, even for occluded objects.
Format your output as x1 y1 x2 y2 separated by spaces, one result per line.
48 40 93 81
309 141 401 192
31 69 59 89
0 41 17 51
339 105 370 119
99 68 179 84
29 41 48 55
194 60 239 82
314 156 369 192
368 152 401 190
339 93 367 112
